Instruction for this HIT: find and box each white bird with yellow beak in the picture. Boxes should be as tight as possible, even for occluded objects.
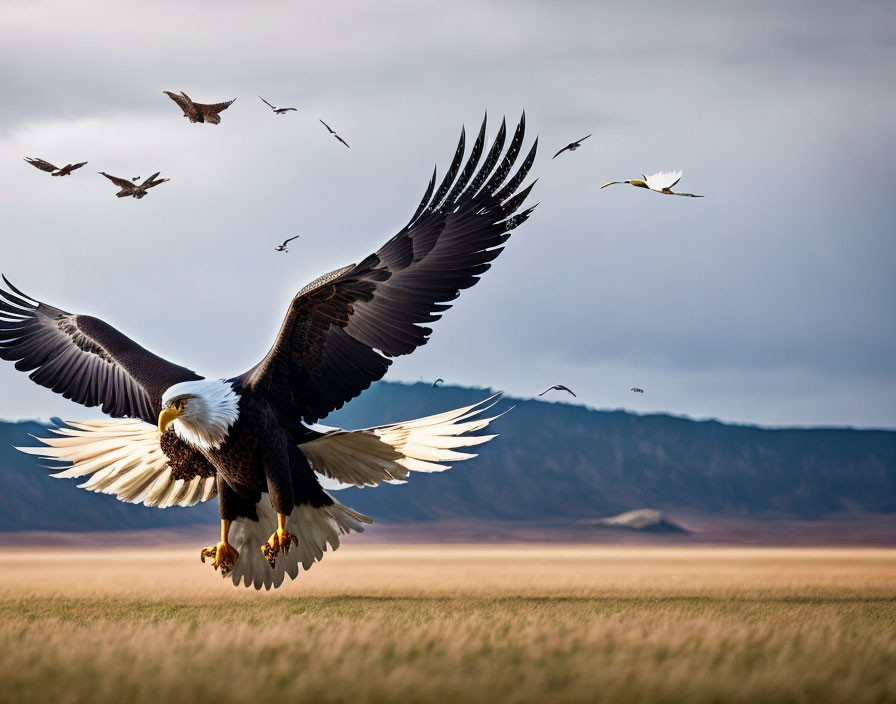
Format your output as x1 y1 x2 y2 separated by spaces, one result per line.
601 170 704 197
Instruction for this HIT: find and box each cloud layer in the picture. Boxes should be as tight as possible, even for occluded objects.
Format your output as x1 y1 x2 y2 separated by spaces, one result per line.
1 0 894 427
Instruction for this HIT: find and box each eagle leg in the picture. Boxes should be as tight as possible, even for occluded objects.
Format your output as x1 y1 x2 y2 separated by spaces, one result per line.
261 513 298 569
200 519 240 576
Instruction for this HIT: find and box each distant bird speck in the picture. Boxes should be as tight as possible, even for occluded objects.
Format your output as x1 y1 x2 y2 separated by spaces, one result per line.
24 158 87 177
538 385 577 398
631 387 644 393
319 119 350 148
163 91 235 125
259 96 298 115
274 235 301 253
552 134 591 159
432 378 444 388
601 171 704 197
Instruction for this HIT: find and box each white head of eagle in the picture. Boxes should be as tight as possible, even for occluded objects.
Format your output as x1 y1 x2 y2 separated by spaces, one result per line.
159 379 240 451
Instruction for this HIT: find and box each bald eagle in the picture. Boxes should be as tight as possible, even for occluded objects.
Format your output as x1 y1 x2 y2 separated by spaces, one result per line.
0 114 537 589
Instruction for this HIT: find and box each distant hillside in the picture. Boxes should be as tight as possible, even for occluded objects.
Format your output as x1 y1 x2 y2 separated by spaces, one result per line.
0 382 893 531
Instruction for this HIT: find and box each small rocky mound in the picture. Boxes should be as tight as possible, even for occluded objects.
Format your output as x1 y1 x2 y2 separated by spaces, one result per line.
595 508 687 533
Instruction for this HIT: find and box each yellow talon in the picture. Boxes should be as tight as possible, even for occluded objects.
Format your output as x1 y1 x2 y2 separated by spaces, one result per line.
262 515 297 568
200 541 239 576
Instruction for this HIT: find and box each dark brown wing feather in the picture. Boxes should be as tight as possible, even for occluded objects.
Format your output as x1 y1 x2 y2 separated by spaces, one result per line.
238 113 537 424
25 158 58 173
0 277 202 424
163 90 198 120
197 99 235 123
99 172 135 189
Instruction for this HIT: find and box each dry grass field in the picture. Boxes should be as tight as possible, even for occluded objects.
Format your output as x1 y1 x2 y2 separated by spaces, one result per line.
0 544 894 704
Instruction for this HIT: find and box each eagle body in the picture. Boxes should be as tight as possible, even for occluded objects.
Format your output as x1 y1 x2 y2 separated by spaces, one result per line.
168 381 332 524
1 114 537 589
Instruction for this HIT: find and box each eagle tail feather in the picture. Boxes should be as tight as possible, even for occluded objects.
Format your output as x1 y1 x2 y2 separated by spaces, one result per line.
228 492 371 590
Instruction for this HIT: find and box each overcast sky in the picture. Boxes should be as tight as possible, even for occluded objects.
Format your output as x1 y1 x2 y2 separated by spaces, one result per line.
0 0 893 428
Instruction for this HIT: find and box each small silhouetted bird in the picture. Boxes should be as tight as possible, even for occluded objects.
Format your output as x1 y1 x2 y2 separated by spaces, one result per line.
259 96 297 115
274 235 301 253
24 158 87 177
100 171 169 199
432 378 444 388
131 176 140 182
630 387 644 393
552 134 591 159
164 91 236 125
320 119 350 148
602 171 703 197
538 385 576 398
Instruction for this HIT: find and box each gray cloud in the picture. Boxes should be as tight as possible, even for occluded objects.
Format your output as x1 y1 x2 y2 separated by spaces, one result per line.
0 0 894 428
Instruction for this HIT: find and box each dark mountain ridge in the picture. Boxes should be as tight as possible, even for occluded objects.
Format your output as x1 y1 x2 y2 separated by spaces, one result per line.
0 382 892 531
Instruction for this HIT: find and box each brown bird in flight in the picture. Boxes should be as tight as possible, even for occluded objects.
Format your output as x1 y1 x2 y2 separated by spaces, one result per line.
99 171 169 199
552 134 591 159
259 97 297 115
274 235 300 253
163 91 236 125
319 119 350 148
24 158 87 177
538 385 577 398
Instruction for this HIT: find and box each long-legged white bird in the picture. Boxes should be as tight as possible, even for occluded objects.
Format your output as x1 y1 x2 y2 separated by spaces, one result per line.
601 171 703 197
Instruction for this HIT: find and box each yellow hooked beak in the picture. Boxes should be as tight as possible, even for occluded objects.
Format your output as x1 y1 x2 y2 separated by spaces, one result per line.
158 406 181 434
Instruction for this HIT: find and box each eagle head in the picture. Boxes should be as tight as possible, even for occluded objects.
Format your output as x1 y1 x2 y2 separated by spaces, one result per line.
159 379 240 451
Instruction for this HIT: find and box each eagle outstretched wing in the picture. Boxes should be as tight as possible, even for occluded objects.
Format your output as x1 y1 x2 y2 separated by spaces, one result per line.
1 278 218 503
18 418 218 508
25 157 58 173
237 113 537 424
198 98 235 124
0 276 202 424
99 171 135 189
163 90 199 120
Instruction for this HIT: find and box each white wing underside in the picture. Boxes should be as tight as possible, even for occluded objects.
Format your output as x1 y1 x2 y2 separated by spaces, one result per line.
17 419 216 508
299 394 506 489
645 170 682 191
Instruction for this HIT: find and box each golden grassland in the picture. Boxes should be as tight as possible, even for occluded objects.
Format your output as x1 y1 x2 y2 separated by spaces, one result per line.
0 544 894 704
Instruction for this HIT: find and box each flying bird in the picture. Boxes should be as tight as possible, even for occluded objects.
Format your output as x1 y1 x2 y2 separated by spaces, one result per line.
601 171 704 197
131 176 140 182
630 387 644 393
259 96 298 115
538 385 577 398
99 171 169 199
319 119 350 148
163 91 236 125
2 113 537 590
274 235 301 253
552 134 591 159
24 158 87 177
432 378 444 388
